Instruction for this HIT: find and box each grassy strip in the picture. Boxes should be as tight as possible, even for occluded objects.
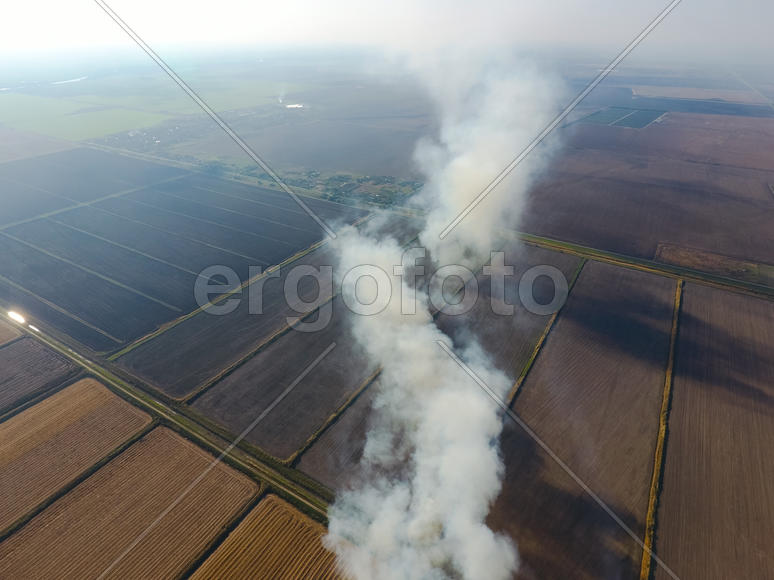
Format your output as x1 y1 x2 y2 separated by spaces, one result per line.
107 238 329 361
506 258 587 404
639 279 684 580
0 419 158 542
512 231 774 301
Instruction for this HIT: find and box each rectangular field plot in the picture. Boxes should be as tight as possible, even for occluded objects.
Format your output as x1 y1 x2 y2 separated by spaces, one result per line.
0 278 120 352
190 494 342 579
612 108 664 128
0 378 150 531
159 174 368 226
298 242 582 490
0 235 177 345
511 261 675 569
491 421 644 580
436 241 582 381
0 319 20 347
126 187 322 249
0 147 185 203
55 205 259 283
118 244 338 397
524 114 774 267
0 337 77 412
0 179 72 227
192 298 373 460
0 427 257 579
297 383 378 490
578 107 635 125
7 219 201 312
654 285 774 579
0 127 75 164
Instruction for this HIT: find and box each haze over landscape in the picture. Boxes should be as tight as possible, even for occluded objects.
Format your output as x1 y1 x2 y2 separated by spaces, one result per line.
0 1 773 579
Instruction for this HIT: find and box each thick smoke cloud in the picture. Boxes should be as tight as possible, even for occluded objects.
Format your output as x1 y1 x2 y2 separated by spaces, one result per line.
323 40 563 580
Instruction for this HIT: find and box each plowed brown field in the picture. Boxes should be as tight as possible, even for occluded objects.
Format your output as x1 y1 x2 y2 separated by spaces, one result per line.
0 427 257 579
191 494 342 579
0 378 150 531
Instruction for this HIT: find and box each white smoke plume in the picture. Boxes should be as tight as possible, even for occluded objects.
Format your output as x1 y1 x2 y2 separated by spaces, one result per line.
323 45 562 579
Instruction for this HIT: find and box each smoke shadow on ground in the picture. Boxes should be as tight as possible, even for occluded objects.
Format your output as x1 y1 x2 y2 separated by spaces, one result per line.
542 273 774 411
490 420 641 580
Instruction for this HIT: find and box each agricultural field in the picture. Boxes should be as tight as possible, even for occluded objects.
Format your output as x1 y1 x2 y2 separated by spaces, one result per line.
0 233 178 344
0 276 120 352
628 84 769 104
0 147 185 206
655 243 774 287
297 383 379 490
502 261 676 577
0 318 20 347
116 215 417 398
654 285 774 579
0 378 150 531
298 243 582 489
523 112 774 273
436 240 582 384
578 107 664 128
192 298 373 460
490 420 644 580
0 127 75 163
0 146 367 351
0 427 257 579
191 494 342 579
118 243 339 397
0 337 77 412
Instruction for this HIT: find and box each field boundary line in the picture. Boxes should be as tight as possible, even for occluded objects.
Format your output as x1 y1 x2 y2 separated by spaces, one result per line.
0 371 86 426
96 342 337 579
511 230 774 302
640 279 684 580
0 232 182 312
438 341 681 580
118 195 298 250
110 211 374 364
0 173 188 231
0 273 123 344
152 187 322 236
0 419 157 543
1 311 331 520
182 295 337 403
89 203 269 264
189 183 342 219
506 257 587 404
177 486 269 579
107 238 328 361
286 367 382 466
49 219 204 277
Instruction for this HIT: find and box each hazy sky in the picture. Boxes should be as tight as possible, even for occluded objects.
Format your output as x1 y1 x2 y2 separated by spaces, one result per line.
2 0 772 67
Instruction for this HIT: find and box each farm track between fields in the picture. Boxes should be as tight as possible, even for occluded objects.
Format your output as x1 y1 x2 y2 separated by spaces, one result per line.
0 312 330 521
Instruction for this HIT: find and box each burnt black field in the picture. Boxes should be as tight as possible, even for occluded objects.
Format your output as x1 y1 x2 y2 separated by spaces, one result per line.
0 147 367 351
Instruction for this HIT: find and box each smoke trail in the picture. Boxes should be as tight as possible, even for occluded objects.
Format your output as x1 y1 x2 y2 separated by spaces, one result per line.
323 50 561 579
